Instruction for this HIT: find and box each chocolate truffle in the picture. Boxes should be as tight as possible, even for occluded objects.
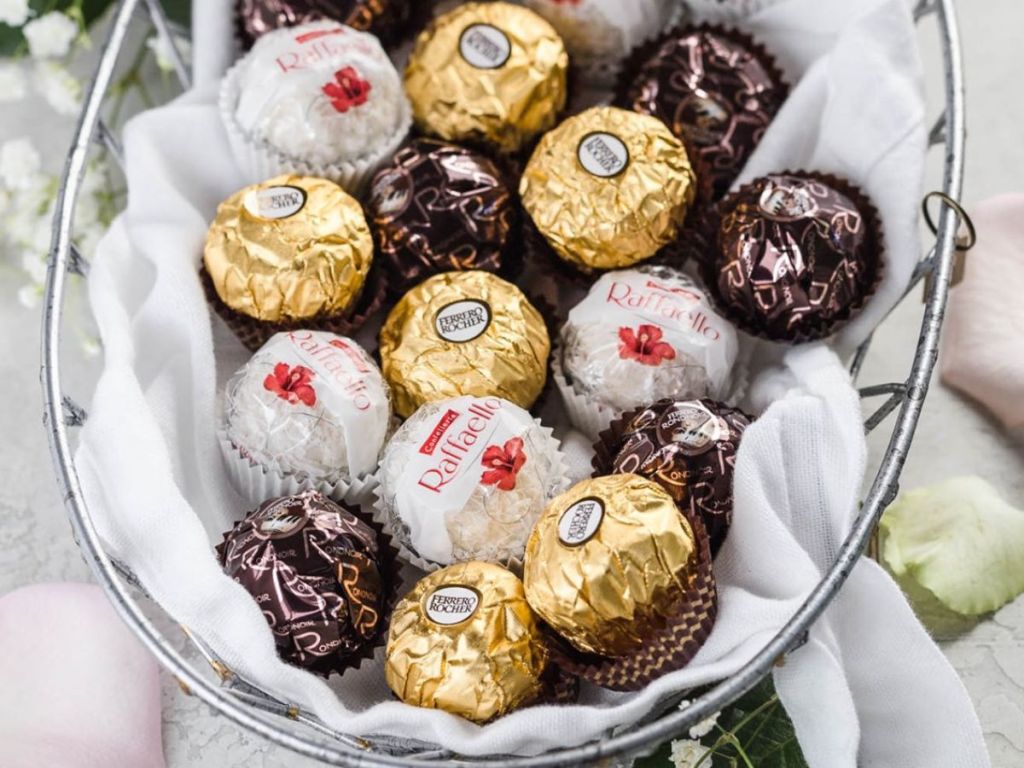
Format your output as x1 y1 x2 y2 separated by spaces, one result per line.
221 331 391 502
236 0 411 49
522 0 678 84
621 28 786 202
204 175 373 325
376 395 566 569
609 398 750 553
221 21 411 191
217 491 388 675
385 562 549 722
710 173 881 340
378 271 550 418
523 474 697 657
367 139 515 294
558 264 738 427
404 2 569 154
520 106 696 273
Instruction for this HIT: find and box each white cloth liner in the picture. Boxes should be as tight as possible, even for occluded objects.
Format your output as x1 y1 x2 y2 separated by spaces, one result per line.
74 0 990 764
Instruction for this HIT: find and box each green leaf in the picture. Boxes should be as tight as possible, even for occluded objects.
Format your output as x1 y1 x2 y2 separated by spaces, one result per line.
635 677 809 768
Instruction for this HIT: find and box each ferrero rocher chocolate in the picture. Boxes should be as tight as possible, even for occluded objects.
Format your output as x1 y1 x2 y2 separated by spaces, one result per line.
378 271 550 418
204 175 373 323
710 173 881 340
385 561 549 722
236 0 411 49
520 106 696 273
620 28 786 202
404 2 569 154
368 139 515 294
609 399 750 554
523 474 697 657
217 491 388 675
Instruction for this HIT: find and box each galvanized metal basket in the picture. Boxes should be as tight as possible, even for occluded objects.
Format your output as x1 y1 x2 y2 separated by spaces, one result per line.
41 1 969 765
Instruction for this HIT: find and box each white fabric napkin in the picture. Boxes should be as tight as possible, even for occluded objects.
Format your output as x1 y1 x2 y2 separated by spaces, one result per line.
73 0 989 763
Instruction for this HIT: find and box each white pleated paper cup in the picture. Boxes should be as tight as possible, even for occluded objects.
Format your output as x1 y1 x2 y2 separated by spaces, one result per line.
371 417 570 575
218 61 412 197
218 431 379 508
551 346 619 442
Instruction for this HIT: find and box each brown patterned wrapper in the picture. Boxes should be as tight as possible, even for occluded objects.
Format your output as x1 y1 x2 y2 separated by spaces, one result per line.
367 138 521 296
201 264 388 353
235 0 419 49
593 398 751 555
616 25 788 205
216 490 403 677
541 505 717 692
700 171 885 342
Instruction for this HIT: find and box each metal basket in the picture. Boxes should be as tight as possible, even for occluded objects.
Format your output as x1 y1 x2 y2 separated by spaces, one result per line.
41 1 969 765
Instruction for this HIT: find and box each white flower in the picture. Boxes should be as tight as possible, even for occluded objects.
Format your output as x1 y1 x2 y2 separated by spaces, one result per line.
146 32 191 73
21 250 49 284
0 62 27 103
671 738 714 768
0 137 42 190
33 61 81 115
23 11 79 59
17 283 42 309
677 699 721 740
0 0 29 27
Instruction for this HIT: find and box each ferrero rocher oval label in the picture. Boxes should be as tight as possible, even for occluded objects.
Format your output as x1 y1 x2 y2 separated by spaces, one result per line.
523 474 697 657
385 562 548 722
379 271 550 419
404 2 568 154
520 106 696 272
203 174 373 323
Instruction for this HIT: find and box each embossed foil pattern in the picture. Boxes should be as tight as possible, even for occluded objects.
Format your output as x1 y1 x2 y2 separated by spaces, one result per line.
236 0 411 48
622 28 786 202
378 271 550 418
385 562 549 722
610 398 751 553
217 492 385 675
203 174 373 323
368 139 514 294
711 173 880 340
523 474 697 657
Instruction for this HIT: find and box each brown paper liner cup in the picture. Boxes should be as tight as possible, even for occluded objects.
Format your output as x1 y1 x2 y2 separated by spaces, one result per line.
201 265 388 353
697 170 886 344
542 508 717 692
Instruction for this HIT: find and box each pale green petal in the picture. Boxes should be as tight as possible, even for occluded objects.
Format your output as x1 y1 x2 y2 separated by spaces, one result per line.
881 476 1024 617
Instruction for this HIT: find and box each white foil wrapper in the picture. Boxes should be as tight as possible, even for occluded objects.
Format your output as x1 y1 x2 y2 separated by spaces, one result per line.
522 0 680 84
375 396 568 570
559 265 739 428
220 21 412 193
222 331 391 503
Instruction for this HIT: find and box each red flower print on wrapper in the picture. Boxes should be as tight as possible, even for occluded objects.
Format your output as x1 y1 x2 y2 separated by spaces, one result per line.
264 363 317 407
322 66 371 113
480 437 527 491
618 324 677 367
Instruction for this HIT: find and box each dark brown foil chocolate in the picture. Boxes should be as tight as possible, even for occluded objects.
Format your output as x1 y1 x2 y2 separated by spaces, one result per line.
620 27 786 203
217 491 389 676
236 0 410 48
606 399 750 554
368 139 516 294
708 172 882 341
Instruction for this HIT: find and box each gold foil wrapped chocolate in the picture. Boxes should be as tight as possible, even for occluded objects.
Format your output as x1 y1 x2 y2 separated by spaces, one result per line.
520 106 696 272
379 271 550 418
385 561 549 722
523 474 697 657
204 175 373 322
404 2 569 154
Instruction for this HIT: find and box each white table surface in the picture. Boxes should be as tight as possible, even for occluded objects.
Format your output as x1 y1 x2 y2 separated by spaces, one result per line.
2 1 1023 765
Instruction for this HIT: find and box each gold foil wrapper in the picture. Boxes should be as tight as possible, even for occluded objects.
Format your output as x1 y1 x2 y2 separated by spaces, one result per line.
520 106 696 272
523 474 697 657
385 561 549 722
379 271 550 418
404 2 569 154
203 175 374 323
